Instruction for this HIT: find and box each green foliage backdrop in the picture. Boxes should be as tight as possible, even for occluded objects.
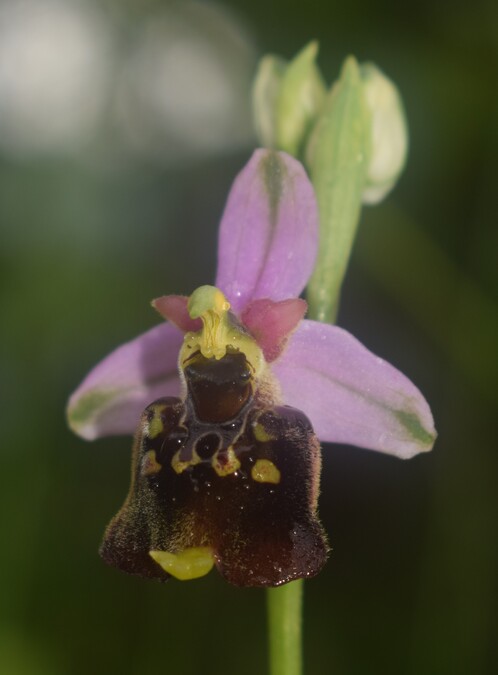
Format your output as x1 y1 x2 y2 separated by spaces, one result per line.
0 1 496 673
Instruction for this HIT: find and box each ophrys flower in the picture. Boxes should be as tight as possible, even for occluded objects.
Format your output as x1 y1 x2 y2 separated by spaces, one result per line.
68 150 436 586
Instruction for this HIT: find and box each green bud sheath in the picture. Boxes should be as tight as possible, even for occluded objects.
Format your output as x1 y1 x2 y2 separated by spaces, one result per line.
252 54 287 148
306 56 371 323
360 62 409 205
275 41 326 156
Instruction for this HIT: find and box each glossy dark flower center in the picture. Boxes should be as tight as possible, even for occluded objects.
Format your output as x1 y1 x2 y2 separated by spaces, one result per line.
184 351 253 423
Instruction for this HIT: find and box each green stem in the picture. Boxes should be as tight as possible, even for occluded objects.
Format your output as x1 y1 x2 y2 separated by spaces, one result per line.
267 580 303 675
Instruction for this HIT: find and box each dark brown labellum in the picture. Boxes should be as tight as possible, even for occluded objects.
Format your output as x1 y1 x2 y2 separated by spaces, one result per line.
100 351 328 587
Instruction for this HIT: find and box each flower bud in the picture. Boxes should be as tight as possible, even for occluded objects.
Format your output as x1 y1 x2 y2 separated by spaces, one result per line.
360 63 408 204
252 41 326 155
274 41 326 155
252 54 287 148
305 56 371 323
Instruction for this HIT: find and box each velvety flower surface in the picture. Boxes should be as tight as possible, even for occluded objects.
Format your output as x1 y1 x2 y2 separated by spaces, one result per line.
68 149 436 586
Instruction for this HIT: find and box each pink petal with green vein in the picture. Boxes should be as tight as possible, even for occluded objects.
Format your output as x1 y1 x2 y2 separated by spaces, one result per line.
215 149 318 314
67 322 183 440
272 320 436 459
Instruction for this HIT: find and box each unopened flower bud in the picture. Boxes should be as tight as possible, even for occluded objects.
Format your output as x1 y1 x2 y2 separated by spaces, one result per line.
252 54 287 148
305 56 371 323
274 41 326 155
252 41 326 155
360 63 408 204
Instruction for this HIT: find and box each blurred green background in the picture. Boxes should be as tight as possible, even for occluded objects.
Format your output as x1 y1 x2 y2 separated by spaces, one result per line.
1 0 496 673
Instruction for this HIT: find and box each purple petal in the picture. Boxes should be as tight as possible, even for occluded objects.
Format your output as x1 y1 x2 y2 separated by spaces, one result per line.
215 149 318 314
272 320 436 459
67 322 184 440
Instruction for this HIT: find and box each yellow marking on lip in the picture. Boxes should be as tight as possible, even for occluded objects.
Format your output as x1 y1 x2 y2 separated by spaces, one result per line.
171 449 201 475
212 446 240 477
146 402 167 439
149 547 214 580
253 422 274 443
141 450 162 476
148 415 164 439
251 459 281 484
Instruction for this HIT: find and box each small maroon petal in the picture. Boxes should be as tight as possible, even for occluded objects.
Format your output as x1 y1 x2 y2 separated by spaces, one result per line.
241 297 307 362
152 295 202 333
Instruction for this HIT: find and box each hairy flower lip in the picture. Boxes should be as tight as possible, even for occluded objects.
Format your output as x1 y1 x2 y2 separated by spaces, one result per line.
99 394 329 587
67 148 436 458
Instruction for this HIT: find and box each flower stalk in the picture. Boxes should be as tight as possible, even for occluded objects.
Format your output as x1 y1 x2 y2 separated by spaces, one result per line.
268 580 303 675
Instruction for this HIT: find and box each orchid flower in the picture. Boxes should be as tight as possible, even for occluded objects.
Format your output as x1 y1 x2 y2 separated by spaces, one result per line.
67 149 436 587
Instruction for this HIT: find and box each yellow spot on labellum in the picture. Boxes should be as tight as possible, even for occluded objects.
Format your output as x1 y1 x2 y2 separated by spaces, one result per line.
171 449 201 474
141 450 162 476
251 459 281 484
253 422 274 443
148 407 165 439
149 547 215 580
212 446 240 477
